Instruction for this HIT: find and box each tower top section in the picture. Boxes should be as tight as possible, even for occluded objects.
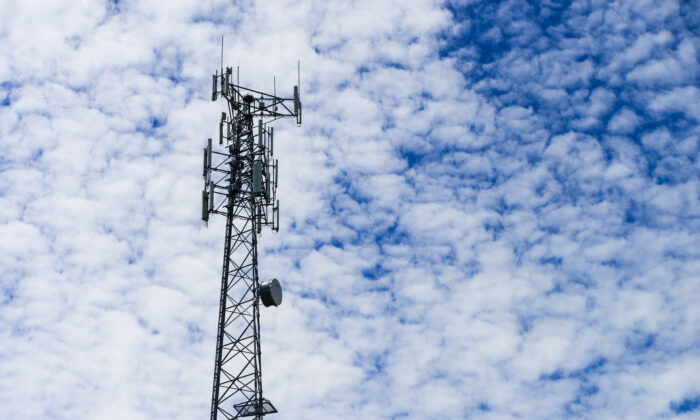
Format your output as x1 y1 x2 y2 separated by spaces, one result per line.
212 65 302 126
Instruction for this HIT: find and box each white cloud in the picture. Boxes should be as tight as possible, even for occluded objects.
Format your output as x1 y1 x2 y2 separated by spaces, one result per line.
649 86 700 121
608 107 641 134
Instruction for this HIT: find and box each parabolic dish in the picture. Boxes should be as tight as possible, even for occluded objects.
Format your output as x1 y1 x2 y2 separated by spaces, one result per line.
260 278 282 307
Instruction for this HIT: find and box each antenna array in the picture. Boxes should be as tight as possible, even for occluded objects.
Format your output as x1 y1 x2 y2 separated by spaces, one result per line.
203 64 301 420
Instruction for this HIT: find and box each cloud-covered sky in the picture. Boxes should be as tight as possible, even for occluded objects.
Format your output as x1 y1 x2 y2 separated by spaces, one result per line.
1 0 699 418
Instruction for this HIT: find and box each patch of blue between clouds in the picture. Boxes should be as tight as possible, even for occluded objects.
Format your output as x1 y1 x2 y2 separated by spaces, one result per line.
361 264 389 281
2 288 15 304
133 116 168 140
670 395 700 414
1 81 16 106
625 330 657 353
187 323 204 344
151 117 166 129
539 357 607 382
540 359 607 415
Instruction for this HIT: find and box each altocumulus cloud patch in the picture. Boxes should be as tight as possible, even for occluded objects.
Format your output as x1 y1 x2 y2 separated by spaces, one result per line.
0 0 698 419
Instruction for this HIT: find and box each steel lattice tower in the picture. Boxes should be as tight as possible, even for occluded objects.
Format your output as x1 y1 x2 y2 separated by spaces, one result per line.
202 65 301 420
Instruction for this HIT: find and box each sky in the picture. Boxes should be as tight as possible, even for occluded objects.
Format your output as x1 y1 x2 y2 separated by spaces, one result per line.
0 0 699 419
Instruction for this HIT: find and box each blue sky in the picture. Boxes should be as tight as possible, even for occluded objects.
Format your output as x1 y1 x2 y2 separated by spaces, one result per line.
0 0 698 419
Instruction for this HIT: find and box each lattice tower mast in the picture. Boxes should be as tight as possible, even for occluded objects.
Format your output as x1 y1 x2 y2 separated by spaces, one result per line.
202 64 301 420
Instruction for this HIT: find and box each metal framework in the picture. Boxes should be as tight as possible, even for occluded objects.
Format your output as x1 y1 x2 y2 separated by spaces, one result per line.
203 66 301 420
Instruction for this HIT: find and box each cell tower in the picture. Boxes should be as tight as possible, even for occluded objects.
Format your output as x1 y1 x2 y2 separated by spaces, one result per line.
202 60 301 420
